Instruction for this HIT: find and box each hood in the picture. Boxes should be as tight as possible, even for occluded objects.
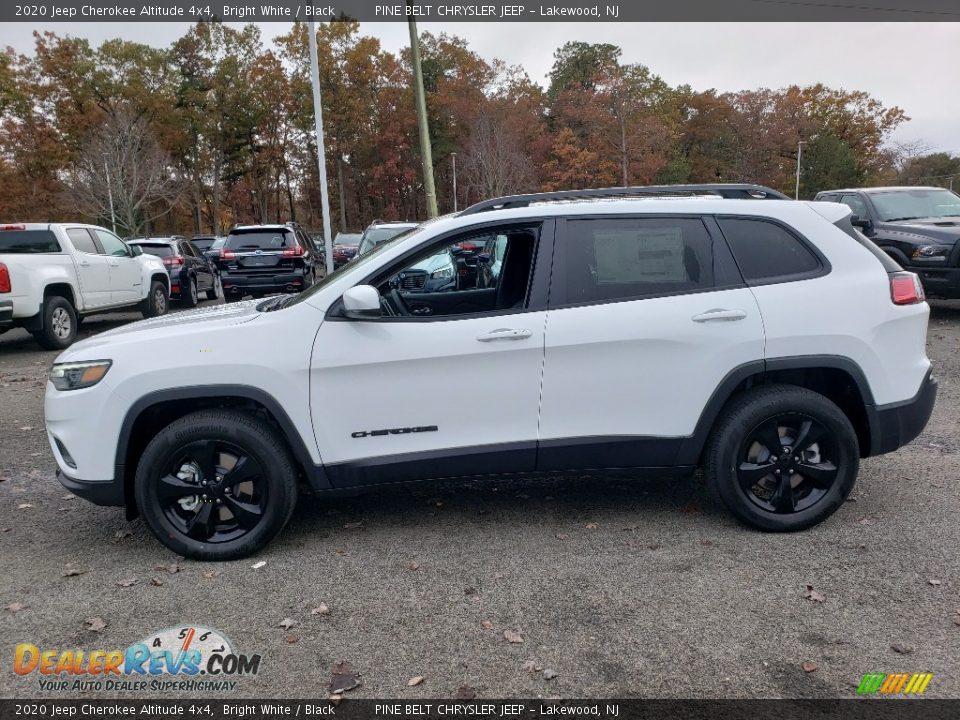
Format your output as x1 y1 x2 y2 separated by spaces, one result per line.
410 250 453 274
57 300 263 361
883 217 960 243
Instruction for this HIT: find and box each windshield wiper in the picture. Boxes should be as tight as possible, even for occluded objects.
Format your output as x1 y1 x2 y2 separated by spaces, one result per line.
885 216 923 222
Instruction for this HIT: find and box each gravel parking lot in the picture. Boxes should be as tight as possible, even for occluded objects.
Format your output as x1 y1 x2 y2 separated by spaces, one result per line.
1 300 958 699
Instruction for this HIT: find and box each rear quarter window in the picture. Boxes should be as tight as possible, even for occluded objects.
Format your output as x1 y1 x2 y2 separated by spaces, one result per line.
717 217 822 283
0 230 61 253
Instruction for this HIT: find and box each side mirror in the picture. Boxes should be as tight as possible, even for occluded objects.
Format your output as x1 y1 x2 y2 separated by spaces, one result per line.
129 245 143 257
851 215 873 232
342 285 382 320
450 246 464 257
477 252 492 264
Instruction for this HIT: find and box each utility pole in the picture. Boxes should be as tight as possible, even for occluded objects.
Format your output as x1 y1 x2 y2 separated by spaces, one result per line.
451 152 458 213
308 20 335 275
408 11 438 218
795 140 806 200
103 156 116 234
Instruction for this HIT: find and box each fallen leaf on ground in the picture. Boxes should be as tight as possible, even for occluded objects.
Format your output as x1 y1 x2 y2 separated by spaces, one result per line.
891 643 914 654
311 604 331 616
454 686 476 700
503 629 524 644
928 579 942 586
20 426 33 431
328 695 343 706
5 602 26 613
481 620 493 630
150 578 164 587
802 585 826 603
252 561 266 569
584 522 598 530
85 617 107 632
521 660 536 672
954 610 960 626
63 567 86 577
543 669 558 680
407 676 424 687
113 530 132 543
555 533 568 540
279 618 297 630
801 661 818 673
116 579 137 588
285 635 300 644
154 563 181 574
203 571 221 579
407 562 420 571
17 504 34 510
329 661 360 693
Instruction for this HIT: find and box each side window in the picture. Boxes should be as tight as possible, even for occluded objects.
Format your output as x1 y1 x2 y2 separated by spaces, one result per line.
66 229 99 255
372 226 539 318
563 217 715 304
184 242 201 257
717 218 821 283
839 194 869 218
93 229 129 257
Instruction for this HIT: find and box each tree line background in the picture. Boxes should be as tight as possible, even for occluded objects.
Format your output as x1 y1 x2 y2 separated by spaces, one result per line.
0 21 957 238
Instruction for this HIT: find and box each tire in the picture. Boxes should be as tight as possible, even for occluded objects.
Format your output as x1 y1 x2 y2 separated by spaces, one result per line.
704 384 859 532
184 277 199 307
32 296 77 350
134 410 299 560
206 274 222 301
141 280 168 318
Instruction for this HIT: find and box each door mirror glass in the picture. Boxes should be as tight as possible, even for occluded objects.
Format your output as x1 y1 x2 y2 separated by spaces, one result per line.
129 244 143 257
343 285 382 319
850 215 873 231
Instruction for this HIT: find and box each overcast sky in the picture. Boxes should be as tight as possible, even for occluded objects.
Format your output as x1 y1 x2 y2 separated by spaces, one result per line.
2 21 957 154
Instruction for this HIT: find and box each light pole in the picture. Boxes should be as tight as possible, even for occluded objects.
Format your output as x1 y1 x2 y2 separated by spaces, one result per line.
408 10 438 218
103 155 116 234
308 20 335 276
451 152 458 213
795 140 806 200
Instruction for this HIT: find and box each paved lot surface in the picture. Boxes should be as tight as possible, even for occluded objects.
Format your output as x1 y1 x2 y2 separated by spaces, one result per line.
0 300 958 699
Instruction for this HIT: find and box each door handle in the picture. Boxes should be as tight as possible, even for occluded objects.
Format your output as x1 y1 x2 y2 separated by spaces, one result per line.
692 309 748 323
476 328 532 342
78 260 90 267
109 260 120 267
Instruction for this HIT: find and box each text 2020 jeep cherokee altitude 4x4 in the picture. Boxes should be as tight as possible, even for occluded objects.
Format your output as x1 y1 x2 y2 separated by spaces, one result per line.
44 185 937 560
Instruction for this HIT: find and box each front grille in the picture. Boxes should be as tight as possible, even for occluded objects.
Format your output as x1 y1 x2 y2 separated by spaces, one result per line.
399 272 427 290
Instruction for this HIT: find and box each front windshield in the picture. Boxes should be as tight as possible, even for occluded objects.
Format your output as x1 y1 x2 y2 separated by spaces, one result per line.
282 223 427 309
871 189 960 221
358 226 416 255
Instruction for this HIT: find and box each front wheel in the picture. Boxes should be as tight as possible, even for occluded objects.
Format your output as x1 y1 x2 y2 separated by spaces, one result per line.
704 385 858 532
134 410 298 560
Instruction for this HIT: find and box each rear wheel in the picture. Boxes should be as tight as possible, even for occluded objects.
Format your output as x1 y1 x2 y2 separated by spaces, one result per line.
141 281 168 318
134 410 298 560
206 274 222 301
704 385 858 532
32 296 77 350
184 277 199 307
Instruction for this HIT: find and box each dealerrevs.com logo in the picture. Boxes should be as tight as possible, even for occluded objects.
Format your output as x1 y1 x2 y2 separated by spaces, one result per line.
14 626 261 693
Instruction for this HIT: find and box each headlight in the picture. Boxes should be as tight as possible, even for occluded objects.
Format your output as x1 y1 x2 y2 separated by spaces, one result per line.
911 245 951 261
49 360 112 391
431 265 454 280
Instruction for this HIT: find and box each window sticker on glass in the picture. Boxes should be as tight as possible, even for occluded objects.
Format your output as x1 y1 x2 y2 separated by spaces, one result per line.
593 227 686 284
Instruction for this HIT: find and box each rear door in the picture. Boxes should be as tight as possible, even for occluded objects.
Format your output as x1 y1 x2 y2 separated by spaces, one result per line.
65 228 112 308
538 215 764 471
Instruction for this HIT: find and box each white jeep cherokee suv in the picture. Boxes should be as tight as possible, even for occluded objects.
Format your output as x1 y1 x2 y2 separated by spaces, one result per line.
44 185 937 560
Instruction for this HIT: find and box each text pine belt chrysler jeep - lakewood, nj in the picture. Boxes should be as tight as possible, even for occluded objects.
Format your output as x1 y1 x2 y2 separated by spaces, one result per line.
44 185 937 560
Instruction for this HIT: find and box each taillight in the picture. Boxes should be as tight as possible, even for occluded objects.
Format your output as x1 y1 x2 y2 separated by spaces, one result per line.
0 263 10 293
0 224 26 231
163 256 184 267
890 272 925 305
219 249 236 260
282 244 304 257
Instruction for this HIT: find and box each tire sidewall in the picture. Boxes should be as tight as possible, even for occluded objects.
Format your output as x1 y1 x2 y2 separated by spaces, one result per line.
36 297 77 349
708 388 859 532
135 412 297 560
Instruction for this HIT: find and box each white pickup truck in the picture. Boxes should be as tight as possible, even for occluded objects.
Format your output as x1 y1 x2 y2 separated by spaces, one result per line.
0 223 170 349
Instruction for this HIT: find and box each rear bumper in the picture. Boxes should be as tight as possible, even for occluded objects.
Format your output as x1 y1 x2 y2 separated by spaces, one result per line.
57 468 124 507
868 369 937 456
0 299 12 328
221 269 307 295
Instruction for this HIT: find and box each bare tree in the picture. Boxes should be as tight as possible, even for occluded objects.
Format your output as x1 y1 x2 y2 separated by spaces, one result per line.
461 110 534 201
62 109 182 236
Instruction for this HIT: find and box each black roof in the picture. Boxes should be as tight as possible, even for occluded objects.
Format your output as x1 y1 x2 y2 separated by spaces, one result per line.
459 184 790 216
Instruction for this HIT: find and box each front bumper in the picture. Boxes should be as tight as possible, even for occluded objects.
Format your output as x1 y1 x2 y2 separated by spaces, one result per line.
0 299 12 328
868 369 938 456
56 468 124 507
912 265 960 299
221 269 307 295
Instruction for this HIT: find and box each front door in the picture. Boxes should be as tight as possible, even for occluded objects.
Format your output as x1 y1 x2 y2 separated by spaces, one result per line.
538 215 765 471
311 222 552 488
93 229 142 304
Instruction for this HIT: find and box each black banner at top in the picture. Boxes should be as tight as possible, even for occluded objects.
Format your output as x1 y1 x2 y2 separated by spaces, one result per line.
3 0 960 23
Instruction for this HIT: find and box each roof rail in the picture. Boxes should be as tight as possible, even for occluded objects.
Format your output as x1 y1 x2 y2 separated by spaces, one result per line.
459 184 790 216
